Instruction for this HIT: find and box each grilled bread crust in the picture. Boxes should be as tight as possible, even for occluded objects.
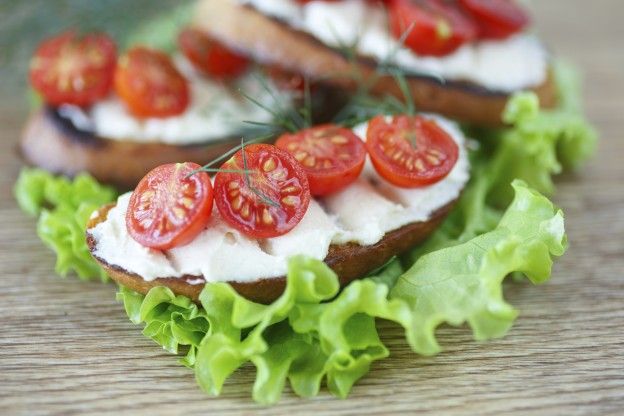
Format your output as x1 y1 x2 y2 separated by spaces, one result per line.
87 199 455 304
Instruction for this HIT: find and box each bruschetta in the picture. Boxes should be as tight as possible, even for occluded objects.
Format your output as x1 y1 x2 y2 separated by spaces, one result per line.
192 0 557 127
87 113 470 303
20 29 342 189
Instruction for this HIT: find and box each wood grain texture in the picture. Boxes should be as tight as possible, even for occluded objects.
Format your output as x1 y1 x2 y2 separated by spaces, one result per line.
1 1 623 415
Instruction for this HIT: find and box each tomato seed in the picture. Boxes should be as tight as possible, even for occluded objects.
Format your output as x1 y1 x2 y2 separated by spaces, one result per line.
231 195 243 210
240 203 250 219
281 196 298 206
262 158 276 172
262 209 274 225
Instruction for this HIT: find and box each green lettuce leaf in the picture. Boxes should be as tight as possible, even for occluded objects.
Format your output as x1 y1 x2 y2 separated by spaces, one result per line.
391 180 567 355
118 180 566 404
488 62 597 206
14 168 116 280
117 286 209 367
195 256 410 404
122 257 401 404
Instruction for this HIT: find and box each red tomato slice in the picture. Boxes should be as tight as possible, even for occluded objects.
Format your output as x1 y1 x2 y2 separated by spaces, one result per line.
29 31 117 107
388 0 477 57
275 124 366 196
126 162 213 250
114 47 189 118
178 28 249 79
366 115 459 188
459 0 530 39
214 144 310 239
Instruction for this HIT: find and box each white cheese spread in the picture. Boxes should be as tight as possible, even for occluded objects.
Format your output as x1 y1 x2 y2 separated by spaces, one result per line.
60 56 290 145
238 0 548 92
90 114 470 283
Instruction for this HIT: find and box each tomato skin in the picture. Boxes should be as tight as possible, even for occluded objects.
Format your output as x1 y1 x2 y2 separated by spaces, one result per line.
458 0 529 40
388 0 477 57
275 124 366 196
366 115 459 188
126 163 213 250
178 28 249 79
29 31 117 107
114 47 189 118
214 144 310 239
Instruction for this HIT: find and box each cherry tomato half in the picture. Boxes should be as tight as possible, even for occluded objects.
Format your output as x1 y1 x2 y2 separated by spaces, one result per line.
29 31 117 107
178 28 249 79
214 144 310 239
366 115 459 188
276 124 366 196
114 47 189 118
126 162 213 250
388 0 477 57
459 0 529 40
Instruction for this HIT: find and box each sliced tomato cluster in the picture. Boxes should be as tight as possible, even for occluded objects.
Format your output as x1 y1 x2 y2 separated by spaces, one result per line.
384 0 529 56
29 27 250 117
126 144 311 246
126 116 459 248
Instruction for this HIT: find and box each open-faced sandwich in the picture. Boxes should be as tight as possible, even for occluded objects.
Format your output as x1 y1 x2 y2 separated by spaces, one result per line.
21 27 341 189
86 114 470 303
194 0 557 126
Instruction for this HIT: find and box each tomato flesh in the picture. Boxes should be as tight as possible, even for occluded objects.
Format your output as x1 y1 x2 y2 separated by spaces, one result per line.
214 144 310 239
178 28 249 79
126 163 213 250
388 0 477 57
114 47 189 118
29 31 117 107
366 115 459 188
275 124 366 196
459 0 529 39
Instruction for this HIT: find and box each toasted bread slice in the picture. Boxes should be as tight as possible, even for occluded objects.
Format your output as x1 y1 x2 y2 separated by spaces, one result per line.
193 0 557 127
87 199 455 304
20 107 242 190
20 83 347 189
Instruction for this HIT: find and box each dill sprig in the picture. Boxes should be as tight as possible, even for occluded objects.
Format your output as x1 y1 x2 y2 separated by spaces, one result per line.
239 72 309 134
240 139 280 208
330 8 442 127
236 2 450 133
189 133 273 177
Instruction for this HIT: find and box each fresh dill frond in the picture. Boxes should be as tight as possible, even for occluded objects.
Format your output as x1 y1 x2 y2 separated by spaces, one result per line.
391 69 416 116
187 134 273 179
239 72 311 134
240 138 280 208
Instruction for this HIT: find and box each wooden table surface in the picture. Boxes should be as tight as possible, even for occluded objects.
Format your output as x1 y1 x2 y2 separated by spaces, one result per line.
1 1 623 415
